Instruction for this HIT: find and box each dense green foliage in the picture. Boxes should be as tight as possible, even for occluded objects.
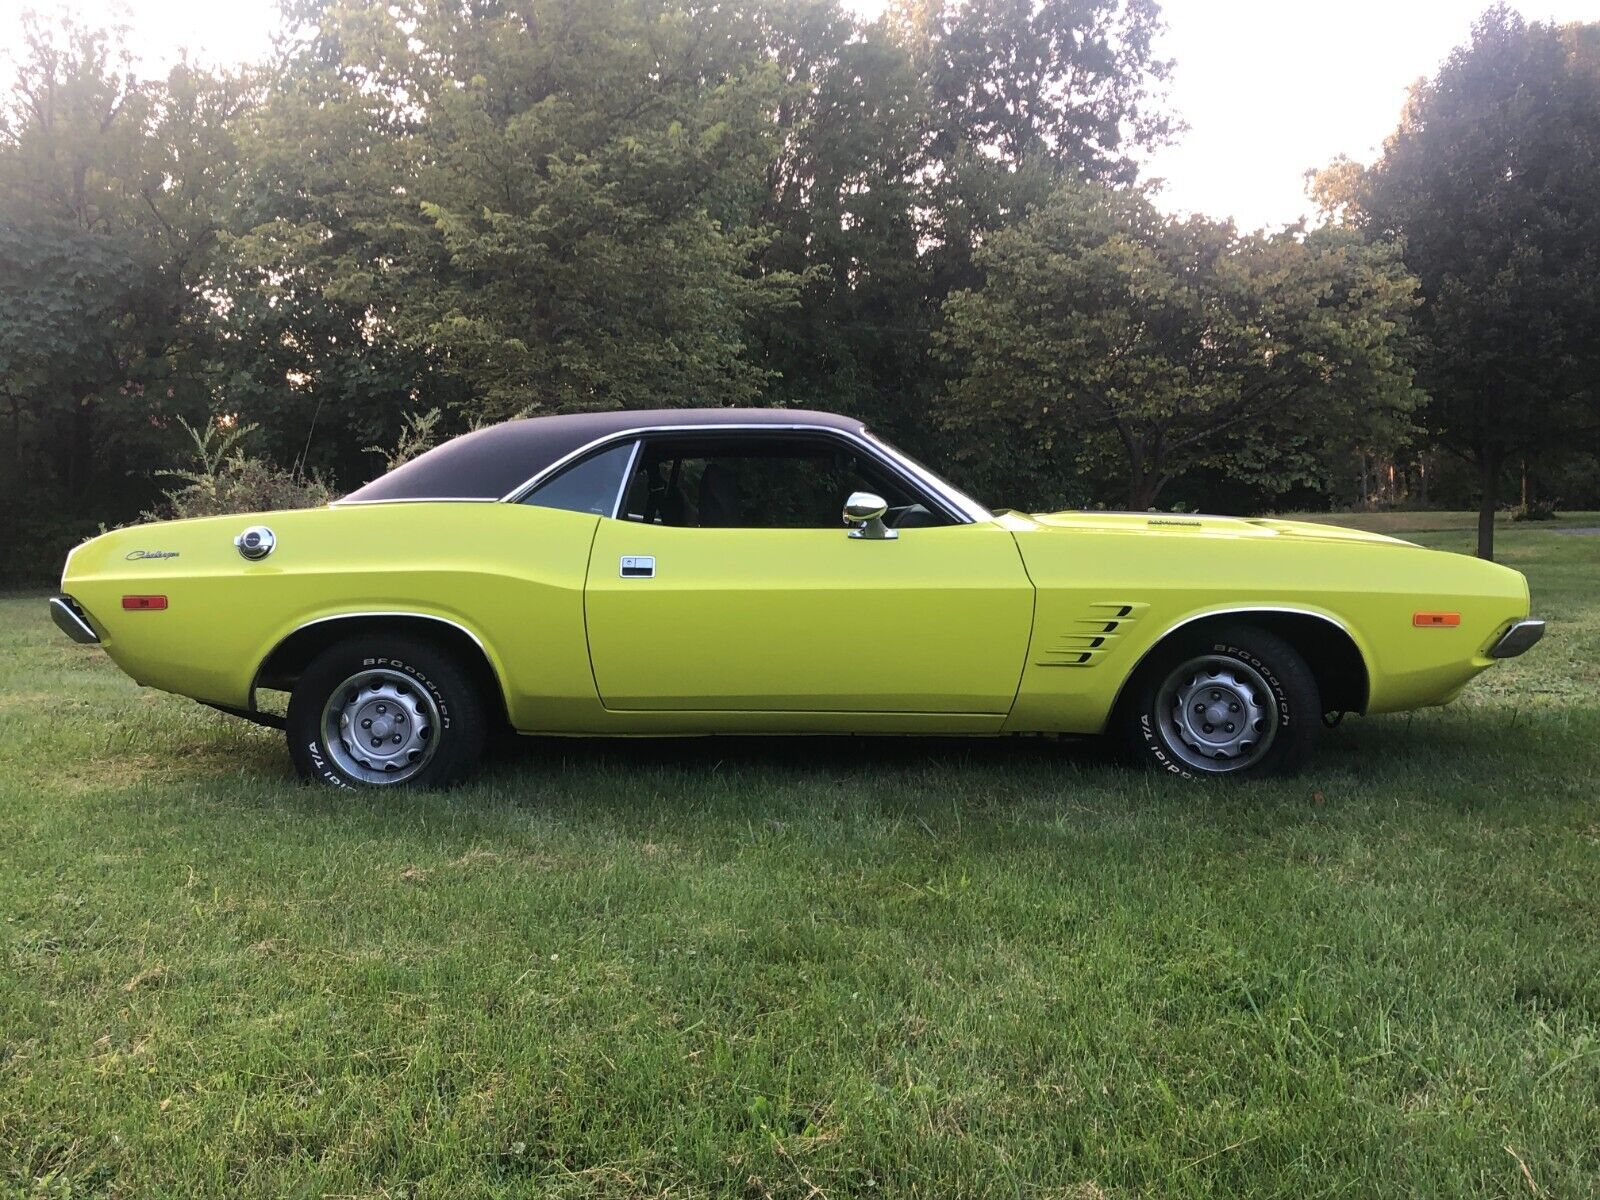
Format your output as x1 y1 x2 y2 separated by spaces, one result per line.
3 512 1599 1195
2 1 1599 575
141 418 333 521
0 0 1345 576
0 19 252 569
937 187 1421 510
1316 7 1600 558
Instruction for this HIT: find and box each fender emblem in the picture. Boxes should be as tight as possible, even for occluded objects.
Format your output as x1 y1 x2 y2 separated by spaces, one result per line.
126 550 180 560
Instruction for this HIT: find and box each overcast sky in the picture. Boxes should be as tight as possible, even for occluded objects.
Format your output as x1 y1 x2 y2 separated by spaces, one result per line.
4 0 1598 229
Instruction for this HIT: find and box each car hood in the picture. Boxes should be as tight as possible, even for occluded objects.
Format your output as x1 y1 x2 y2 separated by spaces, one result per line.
1023 511 1419 547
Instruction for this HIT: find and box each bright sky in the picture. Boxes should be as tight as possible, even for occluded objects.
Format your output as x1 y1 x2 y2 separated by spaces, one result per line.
3 0 1598 230
1139 0 1600 230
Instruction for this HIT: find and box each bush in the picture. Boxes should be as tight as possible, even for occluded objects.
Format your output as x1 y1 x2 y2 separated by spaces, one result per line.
0 507 106 586
364 408 444 473
143 419 333 521
1511 499 1560 522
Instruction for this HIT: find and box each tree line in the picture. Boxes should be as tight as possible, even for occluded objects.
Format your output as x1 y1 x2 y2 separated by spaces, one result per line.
1 0 1596 577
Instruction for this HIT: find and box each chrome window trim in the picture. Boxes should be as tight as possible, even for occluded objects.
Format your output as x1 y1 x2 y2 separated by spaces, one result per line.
330 497 500 507
858 430 992 524
505 436 642 519
608 438 644 520
498 422 980 525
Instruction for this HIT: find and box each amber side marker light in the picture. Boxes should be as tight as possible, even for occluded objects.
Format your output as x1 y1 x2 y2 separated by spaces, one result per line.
122 595 168 611
1413 611 1460 628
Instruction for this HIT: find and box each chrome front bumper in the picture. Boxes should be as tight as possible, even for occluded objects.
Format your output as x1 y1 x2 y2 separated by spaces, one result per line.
49 595 100 644
1489 618 1545 659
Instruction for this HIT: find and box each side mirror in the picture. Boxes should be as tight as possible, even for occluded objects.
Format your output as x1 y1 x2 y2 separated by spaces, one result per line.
843 491 897 540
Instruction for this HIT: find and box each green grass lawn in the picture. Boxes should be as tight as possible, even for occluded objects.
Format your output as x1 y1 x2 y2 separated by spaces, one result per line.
4 513 1599 1198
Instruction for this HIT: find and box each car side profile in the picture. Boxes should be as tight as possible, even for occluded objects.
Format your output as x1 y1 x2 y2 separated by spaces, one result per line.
51 408 1544 786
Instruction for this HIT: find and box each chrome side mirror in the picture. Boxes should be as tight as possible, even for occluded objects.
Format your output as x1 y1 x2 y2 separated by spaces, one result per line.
844 491 897 540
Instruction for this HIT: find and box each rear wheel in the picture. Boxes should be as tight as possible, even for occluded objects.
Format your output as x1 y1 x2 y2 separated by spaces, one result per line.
287 636 486 789
1122 623 1320 779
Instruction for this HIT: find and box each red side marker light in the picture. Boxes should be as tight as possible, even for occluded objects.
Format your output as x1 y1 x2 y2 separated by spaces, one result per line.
122 595 168 611
1413 611 1460 628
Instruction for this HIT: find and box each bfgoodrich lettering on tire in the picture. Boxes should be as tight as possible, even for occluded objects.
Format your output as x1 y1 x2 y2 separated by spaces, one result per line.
287 635 487 789
1122 623 1321 779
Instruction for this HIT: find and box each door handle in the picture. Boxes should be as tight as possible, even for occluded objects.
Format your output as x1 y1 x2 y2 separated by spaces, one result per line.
619 555 655 579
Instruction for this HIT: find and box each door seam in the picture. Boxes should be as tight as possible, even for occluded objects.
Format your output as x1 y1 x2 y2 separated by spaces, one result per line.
579 516 607 705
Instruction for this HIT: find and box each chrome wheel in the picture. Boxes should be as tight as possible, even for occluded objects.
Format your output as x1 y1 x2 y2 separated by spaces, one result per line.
319 668 441 785
1154 655 1279 774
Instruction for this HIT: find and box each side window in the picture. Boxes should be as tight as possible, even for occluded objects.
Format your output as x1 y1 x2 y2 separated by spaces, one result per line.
521 441 636 516
618 434 951 529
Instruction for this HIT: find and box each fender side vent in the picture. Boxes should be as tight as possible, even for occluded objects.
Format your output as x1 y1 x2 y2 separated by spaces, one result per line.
1036 601 1149 667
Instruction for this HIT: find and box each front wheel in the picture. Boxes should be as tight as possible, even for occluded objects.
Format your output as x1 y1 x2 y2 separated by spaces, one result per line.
1121 624 1320 779
287 636 487 789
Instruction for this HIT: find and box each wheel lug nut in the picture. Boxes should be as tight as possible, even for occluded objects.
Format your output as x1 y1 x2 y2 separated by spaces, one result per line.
1226 723 1235 733
370 738 382 749
361 719 372 729
1203 724 1214 733
393 735 403 744
1229 703 1239 713
376 704 387 714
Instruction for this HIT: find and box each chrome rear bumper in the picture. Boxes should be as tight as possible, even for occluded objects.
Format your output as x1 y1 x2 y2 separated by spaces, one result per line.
49 595 100 644
1489 618 1545 659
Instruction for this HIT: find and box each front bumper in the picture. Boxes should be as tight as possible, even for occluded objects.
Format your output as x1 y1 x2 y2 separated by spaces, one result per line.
49 595 100 644
1489 618 1545 659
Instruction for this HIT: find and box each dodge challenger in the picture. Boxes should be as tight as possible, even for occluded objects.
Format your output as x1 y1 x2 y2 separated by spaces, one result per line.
50 408 1545 786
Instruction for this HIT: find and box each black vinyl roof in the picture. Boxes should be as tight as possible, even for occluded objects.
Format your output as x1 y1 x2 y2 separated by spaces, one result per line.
340 408 867 503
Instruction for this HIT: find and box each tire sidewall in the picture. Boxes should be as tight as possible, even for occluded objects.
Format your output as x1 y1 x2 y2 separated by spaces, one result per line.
1131 627 1319 780
288 639 483 789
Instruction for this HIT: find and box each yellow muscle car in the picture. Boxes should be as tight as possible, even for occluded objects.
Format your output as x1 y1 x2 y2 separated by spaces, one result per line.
50 409 1544 786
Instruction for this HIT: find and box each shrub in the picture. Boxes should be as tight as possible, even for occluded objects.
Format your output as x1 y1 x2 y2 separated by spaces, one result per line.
364 408 444 473
1511 499 1560 522
0 507 105 585
143 418 333 521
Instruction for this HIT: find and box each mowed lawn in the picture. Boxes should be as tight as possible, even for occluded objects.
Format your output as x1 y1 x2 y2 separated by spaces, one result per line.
3 514 1599 1199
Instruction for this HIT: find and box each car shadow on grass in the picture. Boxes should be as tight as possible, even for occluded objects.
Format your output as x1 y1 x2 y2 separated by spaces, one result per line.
212 703 1535 787
180 700 1585 839
480 725 1131 783
473 706 1510 782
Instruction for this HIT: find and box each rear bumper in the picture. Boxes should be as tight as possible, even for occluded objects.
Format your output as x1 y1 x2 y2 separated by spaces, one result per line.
1489 618 1545 659
49 595 100 644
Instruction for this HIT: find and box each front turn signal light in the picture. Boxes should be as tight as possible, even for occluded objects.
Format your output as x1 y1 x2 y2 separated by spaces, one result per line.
1413 611 1461 628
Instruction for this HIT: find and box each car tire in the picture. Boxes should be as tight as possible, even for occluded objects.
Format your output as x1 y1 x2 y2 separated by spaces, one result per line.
287 636 487 789
1120 623 1320 780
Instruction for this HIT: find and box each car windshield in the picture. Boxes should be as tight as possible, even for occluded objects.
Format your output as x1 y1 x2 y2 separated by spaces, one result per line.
863 431 993 522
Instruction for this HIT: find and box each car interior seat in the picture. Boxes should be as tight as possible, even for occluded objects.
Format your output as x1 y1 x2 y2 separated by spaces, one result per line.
697 462 743 527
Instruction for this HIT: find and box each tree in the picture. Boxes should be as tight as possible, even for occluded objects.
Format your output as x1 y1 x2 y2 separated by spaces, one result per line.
1318 8 1600 559
0 14 249 572
890 0 1173 181
739 0 1179 454
935 183 1421 511
734 4 931 437
233 0 802 439
891 0 1173 292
